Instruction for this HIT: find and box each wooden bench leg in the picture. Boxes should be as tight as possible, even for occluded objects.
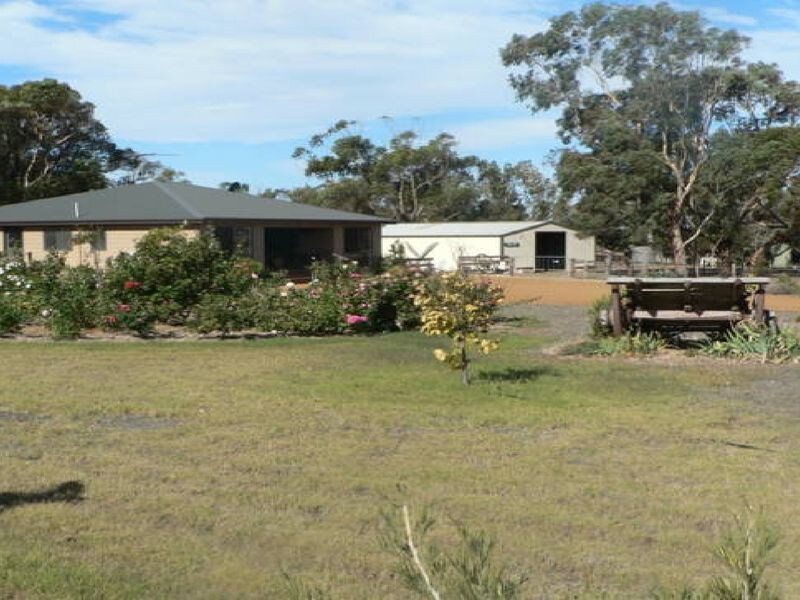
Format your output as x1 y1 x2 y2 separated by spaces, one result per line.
753 286 765 325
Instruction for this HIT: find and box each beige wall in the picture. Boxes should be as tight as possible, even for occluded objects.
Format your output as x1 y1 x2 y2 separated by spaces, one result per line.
1 224 382 270
381 235 502 270
0 227 199 267
381 225 596 272
503 225 595 271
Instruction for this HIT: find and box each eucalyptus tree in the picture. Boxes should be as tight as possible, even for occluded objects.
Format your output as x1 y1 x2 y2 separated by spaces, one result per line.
502 2 800 262
291 121 551 221
0 79 134 204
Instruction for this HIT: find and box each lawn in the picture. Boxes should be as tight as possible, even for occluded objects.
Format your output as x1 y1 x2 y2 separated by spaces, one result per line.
1 307 800 598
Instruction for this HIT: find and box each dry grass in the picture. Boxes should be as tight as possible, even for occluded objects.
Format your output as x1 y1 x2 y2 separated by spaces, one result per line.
1 318 800 598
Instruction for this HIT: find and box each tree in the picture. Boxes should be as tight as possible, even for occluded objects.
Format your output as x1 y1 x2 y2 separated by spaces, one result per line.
114 152 188 185
292 121 553 221
694 127 800 270
0 79 133 204
219 181 249 193
502 2 800 262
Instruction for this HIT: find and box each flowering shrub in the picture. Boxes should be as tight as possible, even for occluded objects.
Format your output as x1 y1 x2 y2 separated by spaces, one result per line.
103 228 261 327
47 266 102 338
0 233 429 339
414 272 503 385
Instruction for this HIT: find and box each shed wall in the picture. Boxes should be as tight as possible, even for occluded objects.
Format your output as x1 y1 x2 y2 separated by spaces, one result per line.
382 236 501 270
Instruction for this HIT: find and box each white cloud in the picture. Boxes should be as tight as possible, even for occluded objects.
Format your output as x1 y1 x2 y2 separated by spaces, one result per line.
0 0 549 143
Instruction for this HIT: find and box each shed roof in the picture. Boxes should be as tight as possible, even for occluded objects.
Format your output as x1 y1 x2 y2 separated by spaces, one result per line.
383 221 551 237
0 182 388 226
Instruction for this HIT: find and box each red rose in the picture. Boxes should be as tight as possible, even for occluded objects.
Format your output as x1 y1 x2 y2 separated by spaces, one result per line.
123 281 142 290
105 315 118 325
117 304 132 313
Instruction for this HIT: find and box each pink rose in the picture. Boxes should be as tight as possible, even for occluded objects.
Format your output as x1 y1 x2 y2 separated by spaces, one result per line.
346 314 368 325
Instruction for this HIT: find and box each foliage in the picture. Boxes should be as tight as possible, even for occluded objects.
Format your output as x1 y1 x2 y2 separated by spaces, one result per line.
654 507 780 600
588 295 612 338
0 79 137 205
380 504 527 599
0 292 25 335
102 228 261 331
46 266 101 339
414 272 503 384
569 332 666 357
702 323 800 363
502 3 800 261
693 128 800 271
288 120 551 222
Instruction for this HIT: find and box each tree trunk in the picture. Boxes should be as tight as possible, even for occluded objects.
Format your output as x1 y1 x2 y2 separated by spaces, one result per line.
460 345 470 385
671 222 686 267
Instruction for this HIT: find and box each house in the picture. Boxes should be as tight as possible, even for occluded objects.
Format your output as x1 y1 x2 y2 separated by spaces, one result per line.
382 221 595 272
0 182 387 272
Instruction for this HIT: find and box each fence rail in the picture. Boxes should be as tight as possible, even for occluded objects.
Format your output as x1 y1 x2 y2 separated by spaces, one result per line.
568 259 800 279
458 255 515 275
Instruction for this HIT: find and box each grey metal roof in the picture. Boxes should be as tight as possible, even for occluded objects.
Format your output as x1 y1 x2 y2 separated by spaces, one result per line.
383 220 552 237
0 182 388 226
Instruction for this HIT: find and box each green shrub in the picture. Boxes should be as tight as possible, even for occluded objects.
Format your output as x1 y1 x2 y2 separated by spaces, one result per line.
102 228 261 333
47 266 102 339
588 295 612 338
654 506 779 600
380 504 527 600
189 293 258 336
0 293 26 335
703 323 800 363
568 331 666 356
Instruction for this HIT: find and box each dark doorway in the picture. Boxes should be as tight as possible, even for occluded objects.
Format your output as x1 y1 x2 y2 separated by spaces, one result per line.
535 231 566 270
265 228 333 272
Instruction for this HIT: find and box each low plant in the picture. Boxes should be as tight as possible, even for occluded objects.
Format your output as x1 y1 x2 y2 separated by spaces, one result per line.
702 323 800 363
568 331 666 357
414 272 503 385
588 295 612 338
653 506 780 599
46 266 102 339
380 504 527 600
0 292 26 335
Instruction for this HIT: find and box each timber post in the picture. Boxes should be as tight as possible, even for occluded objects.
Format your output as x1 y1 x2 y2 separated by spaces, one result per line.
610 284 624 337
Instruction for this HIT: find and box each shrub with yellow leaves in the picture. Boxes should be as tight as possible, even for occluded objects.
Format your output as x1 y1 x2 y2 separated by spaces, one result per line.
413 272 503 385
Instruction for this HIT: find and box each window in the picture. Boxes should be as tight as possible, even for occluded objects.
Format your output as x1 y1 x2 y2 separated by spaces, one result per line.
214 226 253 255
2 228 23 255
90 230 107 252
44 229 73 252
344 227 371 254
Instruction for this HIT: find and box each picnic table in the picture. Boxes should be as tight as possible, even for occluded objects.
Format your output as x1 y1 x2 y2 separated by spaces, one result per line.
605 277 771 336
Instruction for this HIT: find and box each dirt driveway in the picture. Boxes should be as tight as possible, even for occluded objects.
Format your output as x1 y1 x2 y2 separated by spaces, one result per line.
490 275 800 311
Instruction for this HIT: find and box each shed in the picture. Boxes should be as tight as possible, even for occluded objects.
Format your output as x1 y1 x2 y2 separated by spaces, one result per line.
0 182 388 274
382 221 595 272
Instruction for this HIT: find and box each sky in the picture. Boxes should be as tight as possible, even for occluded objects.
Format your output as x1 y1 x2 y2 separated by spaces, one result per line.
1 0 800 192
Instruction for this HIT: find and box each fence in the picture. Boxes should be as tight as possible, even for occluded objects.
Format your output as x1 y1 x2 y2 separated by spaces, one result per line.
568 259 800 279
458 255 515 275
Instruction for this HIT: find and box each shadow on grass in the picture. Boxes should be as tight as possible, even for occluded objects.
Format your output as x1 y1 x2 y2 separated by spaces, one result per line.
0 481 85 513
477 366 559 383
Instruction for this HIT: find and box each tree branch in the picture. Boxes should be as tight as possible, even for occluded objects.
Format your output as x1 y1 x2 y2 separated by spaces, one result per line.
402 505 441 600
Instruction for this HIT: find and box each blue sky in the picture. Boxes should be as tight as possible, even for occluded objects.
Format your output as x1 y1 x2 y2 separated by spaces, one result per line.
1 0 799 192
